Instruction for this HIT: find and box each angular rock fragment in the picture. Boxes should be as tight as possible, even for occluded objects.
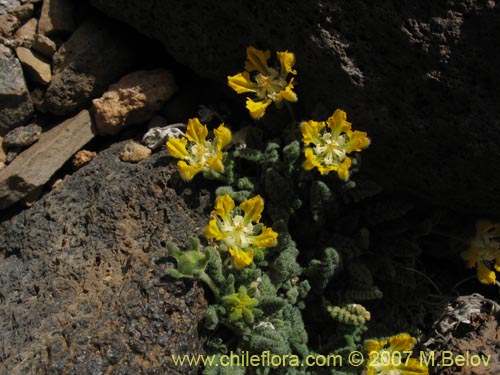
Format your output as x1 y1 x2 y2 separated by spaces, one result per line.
0 13 20 37
0 44 33 133
72 149 96 168
2 123 42 149
44 17 138 116
14 17 37 47
93 69 177 135
0 110 96 209
32 33 56 57
15 46 51 85
7 3 34 24
38 0 75 36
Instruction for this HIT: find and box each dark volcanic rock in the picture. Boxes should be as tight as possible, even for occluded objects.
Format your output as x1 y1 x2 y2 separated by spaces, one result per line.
2 123 42 148
0 142 209 374
44 16 138 116
0 43 33 134
89 0 500 216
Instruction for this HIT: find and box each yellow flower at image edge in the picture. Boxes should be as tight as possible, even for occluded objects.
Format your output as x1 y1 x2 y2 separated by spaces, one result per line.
461 221 500 284
204 194 278 269
301 109 370 181
227 46 298 120
364 333 428 375
166 118 231 181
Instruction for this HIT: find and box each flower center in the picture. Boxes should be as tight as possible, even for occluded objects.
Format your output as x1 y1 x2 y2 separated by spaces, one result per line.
314 132 348 166
188 140 217 166
221 215 254 249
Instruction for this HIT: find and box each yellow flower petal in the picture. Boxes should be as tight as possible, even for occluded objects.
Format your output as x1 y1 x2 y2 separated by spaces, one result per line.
240 195 264 224
229 247 254 269
275 78 298 104
213 194 235 221
246 98 272 120
227 72 258 94
178 161 200 181
303 148 318 171
252 226 278 248
186 118 208 144
206 154 225 173
327 109 352 136
204 218 226 240
336 157 352 181
166 137 189 159
300 120 324 145
277 51 297 75
214 124 232 150
364 338 388 353
244 46 271 75
348 130 371 152
388 333 416 352
478 261 496 284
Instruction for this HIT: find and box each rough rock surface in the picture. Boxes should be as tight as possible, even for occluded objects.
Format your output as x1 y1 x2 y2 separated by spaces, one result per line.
0 0 21 15
119 140 152 162
0 136 6 162
89 0 500 216
0 43 33 133
14 17 37 47
72 149 96 168
93 69 177 136
424 294 500 375
0 142 209 374
0 110 95 209
2 123 42 149
44 17 138 116
37 0 75 36
0 12 20 37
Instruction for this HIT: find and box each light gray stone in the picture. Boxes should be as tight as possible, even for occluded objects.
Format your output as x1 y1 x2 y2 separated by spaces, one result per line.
2 123 42 148
0 110 96 209
0 44 33 133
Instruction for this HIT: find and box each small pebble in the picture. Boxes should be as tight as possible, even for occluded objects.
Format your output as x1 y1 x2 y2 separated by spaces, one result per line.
3 123 42 149
72 149 97 168
120 141 151 163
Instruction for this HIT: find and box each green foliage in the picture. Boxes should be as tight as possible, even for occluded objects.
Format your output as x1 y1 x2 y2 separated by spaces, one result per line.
162 47 438 375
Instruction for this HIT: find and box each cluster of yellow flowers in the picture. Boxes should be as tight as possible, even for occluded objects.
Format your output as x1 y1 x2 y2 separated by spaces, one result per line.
167 46 370 182
462 221 500 284
204 194 278 269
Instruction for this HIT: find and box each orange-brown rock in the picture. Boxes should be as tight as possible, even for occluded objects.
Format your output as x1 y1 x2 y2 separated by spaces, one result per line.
92 69 177 136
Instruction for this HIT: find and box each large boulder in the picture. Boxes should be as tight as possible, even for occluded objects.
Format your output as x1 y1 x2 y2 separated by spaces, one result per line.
0 142 209 374
88 0 500 216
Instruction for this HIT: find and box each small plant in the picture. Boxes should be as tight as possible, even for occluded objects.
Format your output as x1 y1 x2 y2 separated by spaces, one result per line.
163 47 441 374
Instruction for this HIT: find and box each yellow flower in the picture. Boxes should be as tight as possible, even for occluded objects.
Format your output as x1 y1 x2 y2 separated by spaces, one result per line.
461 221 500 284
204 194 278 269
166 118 231 181
227 46 298 119
301 109 370 180
364 333 429 375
